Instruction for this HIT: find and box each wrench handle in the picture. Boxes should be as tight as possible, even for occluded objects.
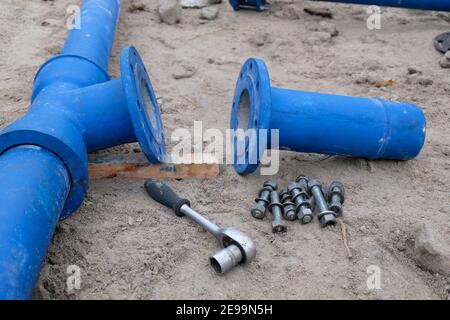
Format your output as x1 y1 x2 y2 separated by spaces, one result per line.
144 179 190 217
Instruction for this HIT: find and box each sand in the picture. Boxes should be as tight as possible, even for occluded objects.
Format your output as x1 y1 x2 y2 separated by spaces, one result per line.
0 0 448 299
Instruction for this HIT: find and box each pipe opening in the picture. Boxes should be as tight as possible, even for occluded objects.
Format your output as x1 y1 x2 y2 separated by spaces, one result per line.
140 78 158 132
209 257 222 274
237 89 250 131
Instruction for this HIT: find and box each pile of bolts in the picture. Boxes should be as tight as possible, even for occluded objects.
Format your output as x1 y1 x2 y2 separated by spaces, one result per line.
251 175 345 232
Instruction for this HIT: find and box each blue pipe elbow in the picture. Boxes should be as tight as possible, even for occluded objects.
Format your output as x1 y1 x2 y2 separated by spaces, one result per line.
229 0 267 11
313 0 450 12
230 58 426 174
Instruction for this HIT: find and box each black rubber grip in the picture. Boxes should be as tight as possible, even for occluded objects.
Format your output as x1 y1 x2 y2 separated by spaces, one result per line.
144 179 190 217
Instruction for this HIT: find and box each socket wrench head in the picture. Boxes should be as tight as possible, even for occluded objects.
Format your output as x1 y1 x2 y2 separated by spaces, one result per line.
210 228 256 274
210 244 243 274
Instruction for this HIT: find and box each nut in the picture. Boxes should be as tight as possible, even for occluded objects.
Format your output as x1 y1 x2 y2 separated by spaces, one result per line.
251 202 267 219
319 212 337 228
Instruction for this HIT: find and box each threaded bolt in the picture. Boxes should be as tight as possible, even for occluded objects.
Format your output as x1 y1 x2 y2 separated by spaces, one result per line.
250 180 277 219
308 180 336 228
279 188 297 221
327 181 345 217
268 190 286 233
287 182 314 224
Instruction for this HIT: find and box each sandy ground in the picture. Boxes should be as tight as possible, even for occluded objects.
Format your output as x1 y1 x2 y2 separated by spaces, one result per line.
0 0 449 300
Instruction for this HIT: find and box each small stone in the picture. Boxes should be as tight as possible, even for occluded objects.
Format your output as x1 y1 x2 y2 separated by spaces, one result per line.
207 58 215 64
172 64 196 79
128 0 146 13
158 0 181 25
200 6 219 20
128 217 135 226
249 32 270 47
181 0 209 8
407 67 421 75
417 77 433 87
414 224 450 276
439 51 450 68
319 21 339 37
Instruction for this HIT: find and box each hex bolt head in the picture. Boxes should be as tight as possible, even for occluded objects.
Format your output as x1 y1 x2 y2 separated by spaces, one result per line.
298 207 313 224
251 202 267 219
272 221 287 233
279 188 297 221
263 180 278 191
319 212 337 228
250 180 278 219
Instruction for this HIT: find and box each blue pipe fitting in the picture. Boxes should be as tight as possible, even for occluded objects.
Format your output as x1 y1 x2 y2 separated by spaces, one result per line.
0 46 165 217
229 0 267 11
0 146 71 300
230 58 426 175
0 0 165 299
314 0 450 11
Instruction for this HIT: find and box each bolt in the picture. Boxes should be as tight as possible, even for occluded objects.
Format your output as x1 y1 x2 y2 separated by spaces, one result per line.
327 181 345 217
287 181 314 224
250 180 277 219
308 179 336 228
279 188 297 221
268 190 287 233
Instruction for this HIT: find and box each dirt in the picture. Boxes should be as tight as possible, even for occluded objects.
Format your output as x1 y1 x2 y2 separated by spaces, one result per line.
0 0 449 300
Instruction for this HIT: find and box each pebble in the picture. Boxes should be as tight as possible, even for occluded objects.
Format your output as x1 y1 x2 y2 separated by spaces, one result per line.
319 21 339 37
128 0 146 13
200 6 219 20
439 51 450 68
414 223 450 276
249 32 270 47
158 0 181 25
172 64 197 79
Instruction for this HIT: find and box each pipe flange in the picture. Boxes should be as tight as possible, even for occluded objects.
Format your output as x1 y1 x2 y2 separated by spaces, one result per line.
120 47 166 163
230 58 271 174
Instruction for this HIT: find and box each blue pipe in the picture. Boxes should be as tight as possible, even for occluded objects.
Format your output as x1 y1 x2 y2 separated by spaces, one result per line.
313 0 450 11
230 58 426 174
0 0 165 299
229 0 267 11
0 146 70 300
229 0 450 11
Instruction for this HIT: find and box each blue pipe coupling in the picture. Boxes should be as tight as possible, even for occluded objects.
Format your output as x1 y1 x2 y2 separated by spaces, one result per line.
230 58 426 174
314 1 450 12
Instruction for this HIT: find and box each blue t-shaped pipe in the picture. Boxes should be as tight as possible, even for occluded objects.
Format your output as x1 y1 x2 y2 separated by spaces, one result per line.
230 58 426 174
0 0 166 299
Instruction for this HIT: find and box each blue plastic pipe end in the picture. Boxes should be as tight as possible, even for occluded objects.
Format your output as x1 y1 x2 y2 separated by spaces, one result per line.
230 58 426 174
0 145 70 299
229 0 267 11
